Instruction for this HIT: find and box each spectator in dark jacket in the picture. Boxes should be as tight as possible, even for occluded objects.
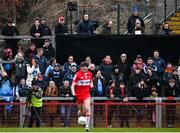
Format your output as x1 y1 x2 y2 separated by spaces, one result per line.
153 50 166 77
62 55 75 74
30 18 44 48
117 53 131 82
40 18 52 36
143 57 157 74
165 78 179 128
76 14 94 35
145 67 160 95
129 66 146 96
135 79 149 127
92 70 106 97
105 80 116 128
34 48 47 74
127 8 145 34
24 43 37 64
43 40 55 61
63 62 77 85
14 52 27 83
55 16 68 35
49 63 64 88
100 55 113 86
36 73 48 92
14 78 28 97
1 20 19 56
89 64 97 78
114 82 130 128
111 65 125 87
59 80 72 127
101 20 113 35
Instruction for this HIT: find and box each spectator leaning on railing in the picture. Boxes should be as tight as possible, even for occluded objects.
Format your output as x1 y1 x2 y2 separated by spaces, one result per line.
1 19 19 56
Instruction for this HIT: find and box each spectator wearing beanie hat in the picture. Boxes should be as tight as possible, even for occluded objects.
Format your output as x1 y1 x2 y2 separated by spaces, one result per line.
127 7 145 34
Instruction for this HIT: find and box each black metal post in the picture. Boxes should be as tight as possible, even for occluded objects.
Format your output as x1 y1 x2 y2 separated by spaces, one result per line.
175 0 178 12
69 11 73 35
117 4 120 35
164 0 167 22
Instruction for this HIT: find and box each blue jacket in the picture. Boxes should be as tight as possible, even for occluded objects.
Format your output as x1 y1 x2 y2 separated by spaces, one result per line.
0 78 13 96
63 70 76 85
153 57 166 75
34 55 47 74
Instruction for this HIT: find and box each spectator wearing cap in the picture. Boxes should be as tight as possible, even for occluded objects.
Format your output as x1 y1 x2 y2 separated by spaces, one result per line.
143 57 157 74
114 82 130 128
153 50 166 77
76 14 94 35
101 20 113 35
43 39 55 61
127 7 145 34
34 48 47 74
149 85 158 127
55 16 68 35
129 66 146 96
132 55 145 72
165 78 179 128
135 78 149 127
1 19 19 56
30 18 44 48
49 63 64 88
145 67 161 95
24 43 37 64
62 55 75 74
117 53 131 82
63 62 77 85
40 18 52 36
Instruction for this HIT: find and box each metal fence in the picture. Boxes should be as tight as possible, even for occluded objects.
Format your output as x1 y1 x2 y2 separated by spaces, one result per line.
0 97 180 128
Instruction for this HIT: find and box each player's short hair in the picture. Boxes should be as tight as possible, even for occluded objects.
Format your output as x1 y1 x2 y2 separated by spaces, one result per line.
80 61 89 67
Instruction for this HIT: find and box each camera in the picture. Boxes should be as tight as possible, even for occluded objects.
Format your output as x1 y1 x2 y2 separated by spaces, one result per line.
67 1 78 11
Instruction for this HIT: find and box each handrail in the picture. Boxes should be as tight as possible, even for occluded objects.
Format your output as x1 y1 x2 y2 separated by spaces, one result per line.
0 35 53 40
0 96 179 101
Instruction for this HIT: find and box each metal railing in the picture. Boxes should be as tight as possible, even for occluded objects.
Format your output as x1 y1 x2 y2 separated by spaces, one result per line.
0 97 180 128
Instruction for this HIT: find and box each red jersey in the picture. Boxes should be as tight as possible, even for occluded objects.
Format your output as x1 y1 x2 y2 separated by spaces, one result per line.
73 70 93 99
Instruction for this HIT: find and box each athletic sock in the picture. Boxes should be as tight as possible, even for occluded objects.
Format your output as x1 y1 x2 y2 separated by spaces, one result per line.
85 115 91 128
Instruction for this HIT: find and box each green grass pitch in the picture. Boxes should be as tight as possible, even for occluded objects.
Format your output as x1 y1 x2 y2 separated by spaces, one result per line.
0 128 180 132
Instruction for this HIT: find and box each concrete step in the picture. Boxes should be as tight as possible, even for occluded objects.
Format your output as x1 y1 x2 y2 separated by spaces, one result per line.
171 25 180 30
176 13 180 17
172 29 180 34
170 17 180 21
167 21 180 25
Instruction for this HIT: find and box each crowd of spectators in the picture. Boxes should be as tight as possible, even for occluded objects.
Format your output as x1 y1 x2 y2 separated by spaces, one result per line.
0 7 179 128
